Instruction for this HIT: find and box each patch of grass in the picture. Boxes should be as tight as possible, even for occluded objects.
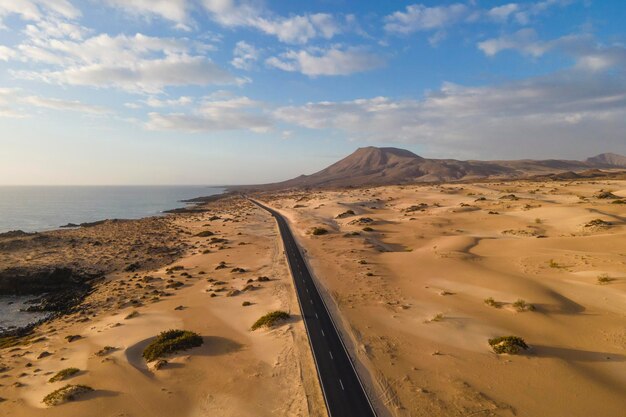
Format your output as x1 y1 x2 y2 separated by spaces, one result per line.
251 311 290 331
584 219 611 228
95 346 116 356
311 227 328 236
195 230 214 237
512 299 535 312
142 330 203 362
48 368 80 383
597 274 613 285
124 310 139 320
548 259 563 269
484 297 501 308
488 336 529 354
425 313 444 323
42 384 94 406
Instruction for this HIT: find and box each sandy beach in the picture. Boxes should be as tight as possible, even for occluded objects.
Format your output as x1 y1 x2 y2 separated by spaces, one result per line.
0 196 325 417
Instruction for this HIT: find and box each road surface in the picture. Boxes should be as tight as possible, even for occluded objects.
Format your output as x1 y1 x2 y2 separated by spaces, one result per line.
252 200 378 417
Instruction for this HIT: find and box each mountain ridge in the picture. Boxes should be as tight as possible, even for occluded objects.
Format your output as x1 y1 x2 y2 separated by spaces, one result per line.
241 147 626 190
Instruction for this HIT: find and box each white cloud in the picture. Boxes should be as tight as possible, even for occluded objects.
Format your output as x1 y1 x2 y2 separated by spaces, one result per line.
9 31 238 93
266 47 384 77
103 0 189 26
202 0 342 44
231 40 258 70
477 29 550 57
0 45 16 61
384 1 576 36
146 95 272 132
0 87 110 117
487 3 520 22
275 69 626 157
384 3 469 34
0 0 80 24
22 95 109 114
477 31 626 74
24 55 239 93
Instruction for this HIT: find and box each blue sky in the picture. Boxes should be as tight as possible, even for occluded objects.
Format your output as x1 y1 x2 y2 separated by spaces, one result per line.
0 0 625 185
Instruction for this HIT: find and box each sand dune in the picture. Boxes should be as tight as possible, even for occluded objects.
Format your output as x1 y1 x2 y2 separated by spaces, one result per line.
260 178 626 417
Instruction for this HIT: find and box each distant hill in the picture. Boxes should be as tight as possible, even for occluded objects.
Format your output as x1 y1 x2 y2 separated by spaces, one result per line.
240 147 626 190
585 153 626 167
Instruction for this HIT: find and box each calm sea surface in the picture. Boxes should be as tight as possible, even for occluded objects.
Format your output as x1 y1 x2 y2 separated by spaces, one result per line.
0 185 225 233
0 186 224 332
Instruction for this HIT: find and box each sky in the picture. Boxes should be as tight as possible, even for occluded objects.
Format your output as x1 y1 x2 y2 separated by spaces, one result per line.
0 0 625 185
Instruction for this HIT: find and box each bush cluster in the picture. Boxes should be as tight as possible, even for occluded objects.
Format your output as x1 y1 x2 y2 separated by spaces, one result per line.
142 330 203 362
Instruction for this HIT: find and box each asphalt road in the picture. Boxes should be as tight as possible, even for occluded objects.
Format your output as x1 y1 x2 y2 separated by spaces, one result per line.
251 200 378 417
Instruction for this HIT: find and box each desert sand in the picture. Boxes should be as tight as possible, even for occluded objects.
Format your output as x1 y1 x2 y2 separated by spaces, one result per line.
260 179 626 417
2 178 625 417
0 196 325 417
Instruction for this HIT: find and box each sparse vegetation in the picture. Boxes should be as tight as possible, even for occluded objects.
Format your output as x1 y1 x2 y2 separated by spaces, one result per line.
42 384 94 406
196 230 214 237
251 311 290 330
49 368 80 383
142 330 203 362
425 313 444 323
124 310 139 319
95 346 116 356
311 227 328 236
597 274 613 284
242 301 252 306
535 218 542 224
488 336 529 354
584 219 611 228
362 226 374 232
484 297 501 308
512 299 535 312
549 259 563 269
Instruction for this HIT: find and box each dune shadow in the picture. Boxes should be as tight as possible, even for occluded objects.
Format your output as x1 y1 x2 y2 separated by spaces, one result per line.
125 335 244 375
531 345 625 362
532 289 587 315
75 389 119 402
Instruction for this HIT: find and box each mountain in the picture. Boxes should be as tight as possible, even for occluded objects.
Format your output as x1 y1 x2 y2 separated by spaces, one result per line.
241 147 626 190
585 153 626 167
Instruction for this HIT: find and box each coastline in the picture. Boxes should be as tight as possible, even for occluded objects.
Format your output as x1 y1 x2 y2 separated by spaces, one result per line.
0 192 324 416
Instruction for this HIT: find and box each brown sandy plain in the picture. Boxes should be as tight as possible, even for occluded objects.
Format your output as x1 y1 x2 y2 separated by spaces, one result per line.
259 179 626 417
0 196 325 417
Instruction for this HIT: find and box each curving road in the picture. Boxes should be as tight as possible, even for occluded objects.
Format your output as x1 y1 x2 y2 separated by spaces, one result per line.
252 200 378 417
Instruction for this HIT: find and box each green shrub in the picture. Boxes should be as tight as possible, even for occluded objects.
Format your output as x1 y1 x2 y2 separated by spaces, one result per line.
42 384 94 406
251 311 290 330
49 368 79 383
124 310 139 319
484 297 501 308
488 336 529 354
311 227 328 236
142 330 203 362
512 299 535 312
196 230 214 237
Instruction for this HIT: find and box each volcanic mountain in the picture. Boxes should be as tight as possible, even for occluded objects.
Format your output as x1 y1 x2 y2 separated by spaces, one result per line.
244 147 626 189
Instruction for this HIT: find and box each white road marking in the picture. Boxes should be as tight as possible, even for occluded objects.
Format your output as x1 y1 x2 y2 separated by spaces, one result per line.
329 351 334 359
339 379 345 390
315 313 318 318
321 329 325 336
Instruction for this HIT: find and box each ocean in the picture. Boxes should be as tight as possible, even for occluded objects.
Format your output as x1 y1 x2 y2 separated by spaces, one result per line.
0 185 225 233
0 185 224 333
